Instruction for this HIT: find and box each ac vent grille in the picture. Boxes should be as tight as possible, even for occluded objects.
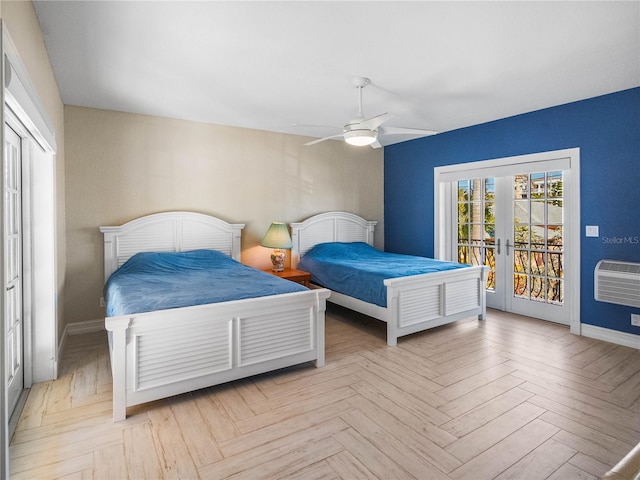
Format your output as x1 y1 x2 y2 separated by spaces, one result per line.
595 259 640 308
598 261 640 275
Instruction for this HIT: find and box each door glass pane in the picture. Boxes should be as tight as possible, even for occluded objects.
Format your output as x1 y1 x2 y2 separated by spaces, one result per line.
531 276 545 301
514 274 527 297
485 247 496 290
514 249 529 274
529 173 545 198
470 247 482 266
547 279 563 304
547 171 563 197
514 223 529 249
547 197 563 249
458 245 469 264
529 251 545 275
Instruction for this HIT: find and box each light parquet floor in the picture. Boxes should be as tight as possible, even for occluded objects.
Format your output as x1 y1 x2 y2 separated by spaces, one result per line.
9 307 640 479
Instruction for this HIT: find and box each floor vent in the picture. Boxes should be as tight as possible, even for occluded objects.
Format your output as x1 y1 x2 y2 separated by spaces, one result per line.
594 260 640 308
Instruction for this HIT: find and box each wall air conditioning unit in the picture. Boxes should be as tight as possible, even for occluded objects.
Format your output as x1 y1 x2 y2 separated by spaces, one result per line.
594 260 640 308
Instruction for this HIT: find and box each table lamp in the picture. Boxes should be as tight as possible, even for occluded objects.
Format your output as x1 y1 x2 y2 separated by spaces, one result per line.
261 222 293 272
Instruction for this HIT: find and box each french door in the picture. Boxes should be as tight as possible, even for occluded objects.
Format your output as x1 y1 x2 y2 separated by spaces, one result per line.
436 149 579 329
4 124 23 416
456 172 566 324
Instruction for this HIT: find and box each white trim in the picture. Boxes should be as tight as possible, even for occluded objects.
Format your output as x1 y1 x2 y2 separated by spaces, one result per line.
566 153 580 335
58 319 105 364
434 149 573 183
580 324 640 350
25 139 56 383
2 26 56 154
0 25 8 480
434 148 581 335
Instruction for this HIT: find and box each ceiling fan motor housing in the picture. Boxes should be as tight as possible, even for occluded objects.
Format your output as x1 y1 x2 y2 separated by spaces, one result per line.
343 126 377 146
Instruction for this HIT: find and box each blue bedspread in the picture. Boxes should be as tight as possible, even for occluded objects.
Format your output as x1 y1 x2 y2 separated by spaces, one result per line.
104 249 307 317
297 242 468 307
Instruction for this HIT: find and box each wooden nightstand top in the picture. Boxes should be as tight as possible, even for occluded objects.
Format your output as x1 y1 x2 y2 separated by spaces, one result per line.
264 268 312 286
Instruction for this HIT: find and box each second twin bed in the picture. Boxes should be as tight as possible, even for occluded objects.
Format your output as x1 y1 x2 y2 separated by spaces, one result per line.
291 211 488 346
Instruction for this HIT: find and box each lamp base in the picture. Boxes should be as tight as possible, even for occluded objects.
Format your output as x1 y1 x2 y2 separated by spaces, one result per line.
270 249 286 272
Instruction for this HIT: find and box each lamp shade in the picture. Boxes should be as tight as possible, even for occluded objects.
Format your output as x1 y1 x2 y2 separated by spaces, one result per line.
260 222 293 249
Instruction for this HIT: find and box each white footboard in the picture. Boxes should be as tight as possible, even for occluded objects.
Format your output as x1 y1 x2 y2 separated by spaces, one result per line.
106 289 330 422
291 211 488 346
384 265 488 346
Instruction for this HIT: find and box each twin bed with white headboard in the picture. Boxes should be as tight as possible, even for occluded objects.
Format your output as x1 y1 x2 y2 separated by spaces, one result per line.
291 211 488 346
101 211 330 422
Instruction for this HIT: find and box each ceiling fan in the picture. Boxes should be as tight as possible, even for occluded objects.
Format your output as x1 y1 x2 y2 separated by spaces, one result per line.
303 77 438 148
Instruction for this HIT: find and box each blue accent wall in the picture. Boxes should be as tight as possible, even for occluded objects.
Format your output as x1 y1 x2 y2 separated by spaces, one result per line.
384 87 640 335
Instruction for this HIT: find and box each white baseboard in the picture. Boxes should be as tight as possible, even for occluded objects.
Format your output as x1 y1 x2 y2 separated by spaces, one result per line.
58 319 105 365
66 318 105 335
580 324 640 349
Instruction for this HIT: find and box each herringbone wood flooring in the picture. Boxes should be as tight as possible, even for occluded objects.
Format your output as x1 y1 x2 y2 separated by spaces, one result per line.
9 306 640 479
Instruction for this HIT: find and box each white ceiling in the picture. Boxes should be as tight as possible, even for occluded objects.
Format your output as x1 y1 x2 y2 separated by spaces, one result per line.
33 1 640 147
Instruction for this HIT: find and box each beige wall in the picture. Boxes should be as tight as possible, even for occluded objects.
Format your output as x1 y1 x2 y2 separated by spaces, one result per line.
1 1 66 341
0 1 384 332
65 106 384 325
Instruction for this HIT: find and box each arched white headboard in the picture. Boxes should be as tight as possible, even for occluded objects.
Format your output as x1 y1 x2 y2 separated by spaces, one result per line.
290 211 377 267
100 211 244 281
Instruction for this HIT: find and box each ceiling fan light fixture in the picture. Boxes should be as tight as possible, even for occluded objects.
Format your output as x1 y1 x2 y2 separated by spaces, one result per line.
344 129 377 146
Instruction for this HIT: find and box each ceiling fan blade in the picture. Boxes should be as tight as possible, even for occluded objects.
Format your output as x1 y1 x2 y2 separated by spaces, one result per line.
292 123 341 131
382 126 438 136
304 134 344 146
370 140 383 149
358 112 392 130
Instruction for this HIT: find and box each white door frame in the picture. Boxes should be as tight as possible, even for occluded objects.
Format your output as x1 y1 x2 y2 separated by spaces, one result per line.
1 22 58 478
434 148 581 335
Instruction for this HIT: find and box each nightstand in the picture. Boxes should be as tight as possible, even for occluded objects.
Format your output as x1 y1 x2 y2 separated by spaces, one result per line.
265 268 312 287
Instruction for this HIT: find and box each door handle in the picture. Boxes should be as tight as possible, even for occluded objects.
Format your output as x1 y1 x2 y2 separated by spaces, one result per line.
496 238 501 255
505 239 512 256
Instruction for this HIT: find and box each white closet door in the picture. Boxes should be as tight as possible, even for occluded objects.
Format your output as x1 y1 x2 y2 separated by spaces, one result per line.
4 124 23 416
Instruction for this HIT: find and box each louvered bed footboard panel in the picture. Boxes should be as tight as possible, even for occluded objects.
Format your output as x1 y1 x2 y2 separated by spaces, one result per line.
445 278 481 315
239 307 314 366
397 284 442 328
133 317 232 391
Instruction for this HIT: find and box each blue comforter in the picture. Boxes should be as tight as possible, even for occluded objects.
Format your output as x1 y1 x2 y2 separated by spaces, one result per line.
104 249 307 317
297 242 468 307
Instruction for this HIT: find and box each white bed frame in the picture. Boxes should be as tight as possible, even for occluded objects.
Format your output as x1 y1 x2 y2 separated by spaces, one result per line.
291 211 487 346
100 211 330 422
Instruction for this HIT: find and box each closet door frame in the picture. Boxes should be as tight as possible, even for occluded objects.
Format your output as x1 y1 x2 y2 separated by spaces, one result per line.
1 22 58 478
